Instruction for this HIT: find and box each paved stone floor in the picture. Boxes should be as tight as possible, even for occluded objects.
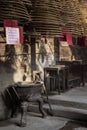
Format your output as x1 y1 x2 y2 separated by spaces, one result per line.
0 113 87 130
49 85 87 104
1 85 87 129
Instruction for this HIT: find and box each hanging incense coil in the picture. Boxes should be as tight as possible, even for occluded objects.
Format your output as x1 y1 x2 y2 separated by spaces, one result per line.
0 0 31 25
22 0 32 6
65 23 84 35
22 0 32 13
61 0 83 35
29 0 64 36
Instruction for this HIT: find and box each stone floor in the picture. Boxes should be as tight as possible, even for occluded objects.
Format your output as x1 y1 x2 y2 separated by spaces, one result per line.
0 115 68 130
0 114 87 130
49 85 87 104
1 85 87 130
0 113 87 130
1 84 87 129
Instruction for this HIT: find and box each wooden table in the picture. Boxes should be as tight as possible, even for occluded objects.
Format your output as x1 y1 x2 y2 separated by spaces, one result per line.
57 61 87 87
44 65 68 94
67 63 87 87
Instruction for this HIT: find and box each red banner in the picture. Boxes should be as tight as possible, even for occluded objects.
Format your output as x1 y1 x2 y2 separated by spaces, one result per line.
4 20 18 27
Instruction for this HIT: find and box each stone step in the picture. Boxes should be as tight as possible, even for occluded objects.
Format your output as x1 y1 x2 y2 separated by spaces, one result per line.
28 103 87 121
48 96 87 110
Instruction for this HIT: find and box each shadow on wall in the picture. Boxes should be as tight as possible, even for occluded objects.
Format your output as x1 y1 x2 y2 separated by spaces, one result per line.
0 61 16 91
0 45 16 91
70 45 87 62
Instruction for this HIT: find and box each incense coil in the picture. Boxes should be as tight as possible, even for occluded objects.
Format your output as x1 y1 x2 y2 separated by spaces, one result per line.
0 0 31 24
22 0 32 6
30 0 63 36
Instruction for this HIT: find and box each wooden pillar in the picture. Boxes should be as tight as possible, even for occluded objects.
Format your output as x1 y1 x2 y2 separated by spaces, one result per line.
54 37 59 64
31 37 36 73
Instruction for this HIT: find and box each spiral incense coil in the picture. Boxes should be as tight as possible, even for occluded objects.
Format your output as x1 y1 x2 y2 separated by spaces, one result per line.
65 23 84 35
61 0 83 35
79 0 87 35
29 0 64 36
22 0 32 6
0 0 31 24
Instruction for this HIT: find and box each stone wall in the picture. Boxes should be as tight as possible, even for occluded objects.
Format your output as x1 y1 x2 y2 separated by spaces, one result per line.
59 43 87 62
0 44 31 91
0 38 55 91
0 39 87 91
0 93 10 120
70 45 87 62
